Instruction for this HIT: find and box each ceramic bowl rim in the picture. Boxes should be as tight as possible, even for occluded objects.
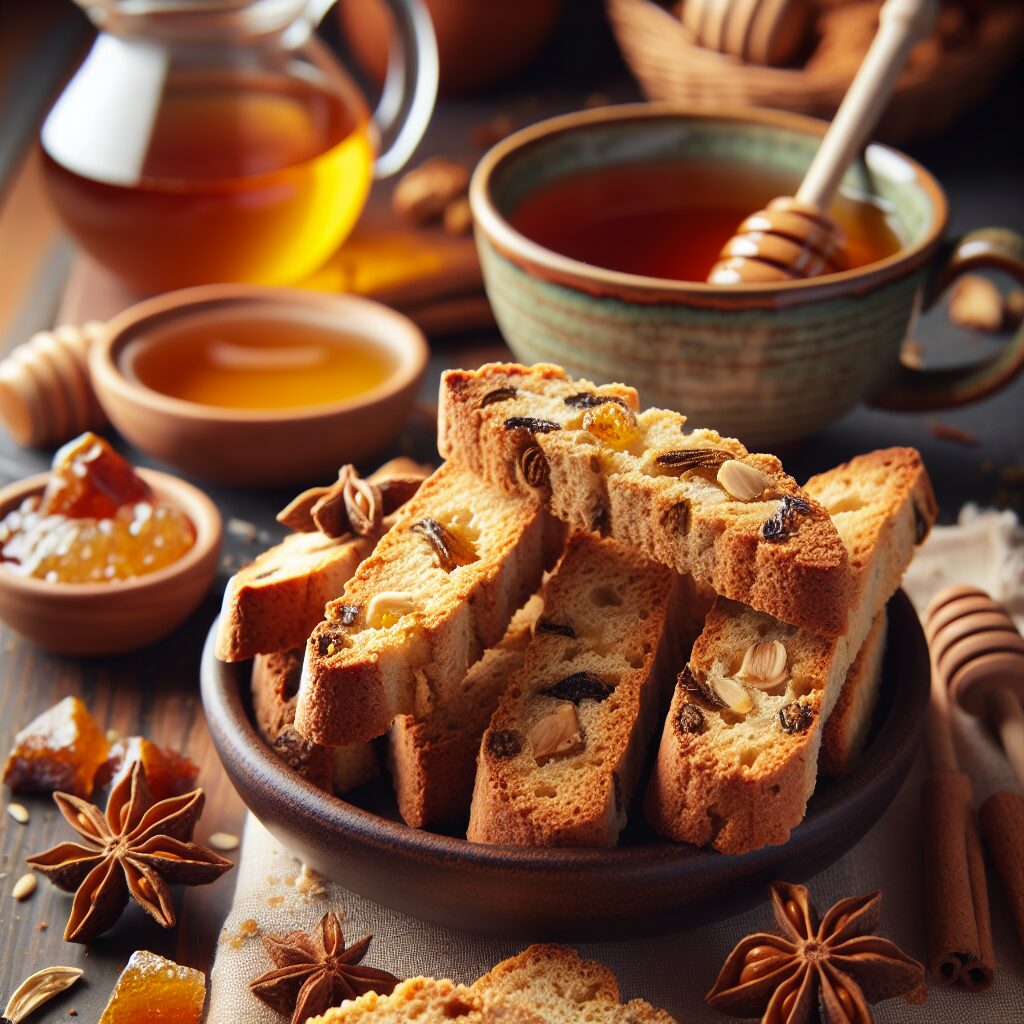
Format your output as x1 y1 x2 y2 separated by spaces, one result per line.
201 591 928 876
470 103 949 300
0 468 222 600
90 284 430 425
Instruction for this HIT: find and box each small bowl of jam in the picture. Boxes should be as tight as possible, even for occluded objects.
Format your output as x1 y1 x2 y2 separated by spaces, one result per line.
89 284 429 487
0 433 221 655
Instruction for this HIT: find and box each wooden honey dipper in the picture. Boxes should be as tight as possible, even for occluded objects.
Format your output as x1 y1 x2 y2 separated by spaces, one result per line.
925 584 1024 957
681 0 813 68
0 322 107 448
708 0 937 285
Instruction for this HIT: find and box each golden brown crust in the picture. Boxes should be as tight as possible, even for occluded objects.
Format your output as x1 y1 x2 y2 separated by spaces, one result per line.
820 611 888 779
296 463 561 746
645 447 936 854
438 363 852 636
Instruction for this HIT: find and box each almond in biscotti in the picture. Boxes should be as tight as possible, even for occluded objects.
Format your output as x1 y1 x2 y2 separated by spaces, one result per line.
530 703 583 764
735 640 788 690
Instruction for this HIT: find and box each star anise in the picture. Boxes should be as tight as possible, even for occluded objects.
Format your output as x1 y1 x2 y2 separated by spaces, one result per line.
26 762 233 943
250 911 399 1024
707 882 924 1024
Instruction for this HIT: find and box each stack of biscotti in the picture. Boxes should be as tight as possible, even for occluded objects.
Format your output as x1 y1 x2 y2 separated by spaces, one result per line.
296 461 563 745
306 945 677 1023
217 459 429 796
438 362 852 636
468 533 708 847
644 448 936 853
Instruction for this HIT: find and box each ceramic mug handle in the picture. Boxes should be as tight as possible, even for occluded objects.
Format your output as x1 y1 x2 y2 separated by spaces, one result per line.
870 227 1024 411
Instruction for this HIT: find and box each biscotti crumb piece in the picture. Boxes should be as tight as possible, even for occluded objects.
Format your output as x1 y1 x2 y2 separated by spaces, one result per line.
438 362 851 636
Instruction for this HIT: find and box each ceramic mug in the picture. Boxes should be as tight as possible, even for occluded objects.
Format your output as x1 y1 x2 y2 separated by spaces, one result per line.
470 104 1024 447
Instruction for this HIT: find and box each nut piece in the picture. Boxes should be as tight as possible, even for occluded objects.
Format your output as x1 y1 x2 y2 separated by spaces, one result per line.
208 832 240 852
366 591 417 629
12 872 37 901
948 273 1004 332
392 157 469 226
531 702 584 764
711 676 754 715
717 460 767 502
735 639 789 690
7 802 30 824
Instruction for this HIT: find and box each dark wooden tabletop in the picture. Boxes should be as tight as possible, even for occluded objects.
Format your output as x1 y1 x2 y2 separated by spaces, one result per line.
1 1 1023 1019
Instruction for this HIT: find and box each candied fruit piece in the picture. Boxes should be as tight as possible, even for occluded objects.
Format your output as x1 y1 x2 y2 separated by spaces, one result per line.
2 696 109 797
98 950 205 1024
582 402 638 449
94 737 199 801
41 432 151 519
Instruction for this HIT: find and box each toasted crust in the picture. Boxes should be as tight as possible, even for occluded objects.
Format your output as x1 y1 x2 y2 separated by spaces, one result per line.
645 448 935 853
308 945 676 1023
469 534 702 847
820 610 888 778
438 363 852 636
252 648 378 794
296 463 562 745
389 597 542 828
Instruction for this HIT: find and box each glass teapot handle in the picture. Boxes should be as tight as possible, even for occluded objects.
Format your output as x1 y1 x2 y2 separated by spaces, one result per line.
306 0 438 178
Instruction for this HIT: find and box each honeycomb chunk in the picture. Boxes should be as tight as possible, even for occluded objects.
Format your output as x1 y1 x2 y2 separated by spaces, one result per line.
98 951 205 1024
41 432 151 519
2 696 109 797
94 737 199 801
582 402 638 450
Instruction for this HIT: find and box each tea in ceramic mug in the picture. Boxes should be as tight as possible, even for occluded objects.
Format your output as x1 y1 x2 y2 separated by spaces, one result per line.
510 159 903 282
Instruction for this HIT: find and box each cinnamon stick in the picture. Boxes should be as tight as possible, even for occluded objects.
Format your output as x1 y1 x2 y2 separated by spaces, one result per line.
920 769 995 990
979 790 1024 951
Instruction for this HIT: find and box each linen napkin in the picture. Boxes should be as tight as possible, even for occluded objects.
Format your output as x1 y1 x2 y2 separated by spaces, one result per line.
207 508 1024 1023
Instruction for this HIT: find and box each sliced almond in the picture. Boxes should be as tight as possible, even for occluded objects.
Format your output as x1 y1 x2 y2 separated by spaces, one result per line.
366 591 417 629
531 702 584 764
712 676 754 715
12 873 36 901
735 639 789 690
7 803 29 825
208 832 240 852
717 460 766 502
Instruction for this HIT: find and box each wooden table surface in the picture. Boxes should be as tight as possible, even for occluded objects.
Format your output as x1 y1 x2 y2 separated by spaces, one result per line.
1 1 1023 1019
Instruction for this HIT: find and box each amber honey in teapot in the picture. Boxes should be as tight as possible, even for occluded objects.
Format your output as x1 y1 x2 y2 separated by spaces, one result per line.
40 0 438 293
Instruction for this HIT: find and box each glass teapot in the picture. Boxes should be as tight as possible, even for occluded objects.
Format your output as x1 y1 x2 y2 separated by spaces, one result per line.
41 0 438 292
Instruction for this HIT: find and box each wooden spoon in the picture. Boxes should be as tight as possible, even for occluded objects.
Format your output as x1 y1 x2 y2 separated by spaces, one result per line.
707 0 937 285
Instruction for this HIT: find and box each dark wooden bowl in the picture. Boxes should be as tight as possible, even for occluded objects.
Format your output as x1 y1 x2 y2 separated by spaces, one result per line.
201 591 928 940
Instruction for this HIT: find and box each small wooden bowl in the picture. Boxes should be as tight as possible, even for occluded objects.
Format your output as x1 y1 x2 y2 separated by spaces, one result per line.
89 285 429 488
201 591 928 939
0 470 221 655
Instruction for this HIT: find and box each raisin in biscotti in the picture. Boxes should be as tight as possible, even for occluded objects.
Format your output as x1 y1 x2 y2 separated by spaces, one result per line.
645 448 936 854
389 595 542 828
439 363 851 637
216 458 429 663
819 610 888 778
307 945 677 1024
252 649 378 794
468 534 707 847
296 463 563 746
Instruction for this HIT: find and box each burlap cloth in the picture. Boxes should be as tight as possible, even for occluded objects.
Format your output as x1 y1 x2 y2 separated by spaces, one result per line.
207 508 1024 1023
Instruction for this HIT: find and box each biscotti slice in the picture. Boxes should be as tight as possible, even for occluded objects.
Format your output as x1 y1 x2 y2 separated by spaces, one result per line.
469 533 705 847
645 447 936 854
439 362 851 636
297 462 562 745
309 945 676 1024
389 595 542 828
820 610 888 778
252 649 379 794
217 458 430 662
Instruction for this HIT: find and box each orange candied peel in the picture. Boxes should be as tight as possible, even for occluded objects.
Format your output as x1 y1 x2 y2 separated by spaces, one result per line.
95 736 199 801
42 432 152 519
2 696 109 797
98 950 205 1024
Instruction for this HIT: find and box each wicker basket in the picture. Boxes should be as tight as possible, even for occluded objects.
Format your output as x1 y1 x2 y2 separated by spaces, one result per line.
606 0 1024 144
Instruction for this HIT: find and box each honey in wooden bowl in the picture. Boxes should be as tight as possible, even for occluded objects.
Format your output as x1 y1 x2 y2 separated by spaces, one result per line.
121 312 395 411
509 158 902 282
